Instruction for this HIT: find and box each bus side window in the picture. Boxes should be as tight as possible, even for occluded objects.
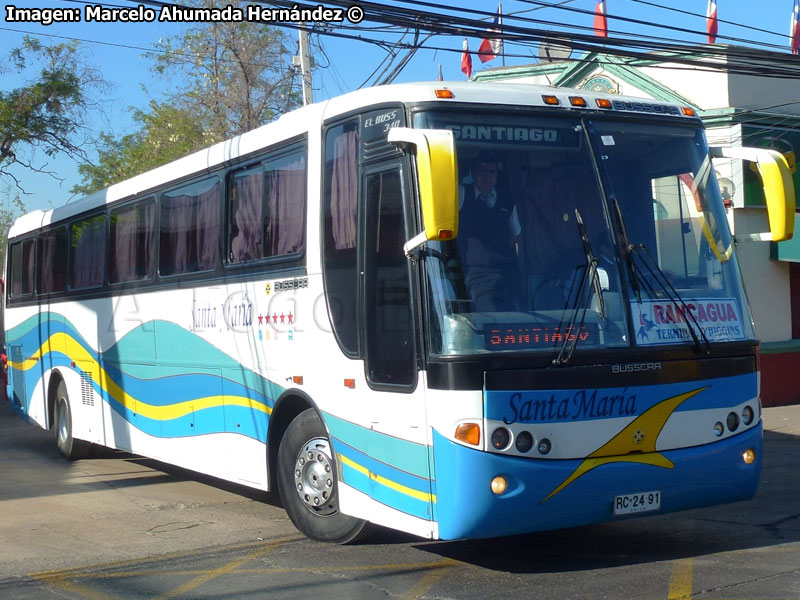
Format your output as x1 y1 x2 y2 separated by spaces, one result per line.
69 214 106 290
264 148 306 258
109 200 155 284
37 227 68 294
9 239 34 298
229 166 264 264
160 178 220 276
323 120 360 356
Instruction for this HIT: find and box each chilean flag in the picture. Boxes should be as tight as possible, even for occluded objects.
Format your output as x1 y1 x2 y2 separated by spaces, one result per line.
594 1 608 38
792 0 800 55
478 4 502 63
706 0 718 44
461 38 473 78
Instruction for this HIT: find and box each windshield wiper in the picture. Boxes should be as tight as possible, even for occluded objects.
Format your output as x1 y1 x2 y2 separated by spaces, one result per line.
553 209 605 366
611 198 712 355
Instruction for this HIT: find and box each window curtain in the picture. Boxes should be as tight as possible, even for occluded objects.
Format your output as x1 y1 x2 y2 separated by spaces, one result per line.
160 179 220 275
70 216 106 289
230 168 263 263
111 202 154 283
330 128 358 250
265 154 306 256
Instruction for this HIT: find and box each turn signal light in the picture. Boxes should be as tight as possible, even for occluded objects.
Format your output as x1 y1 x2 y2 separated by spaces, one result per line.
742 448 756 465
455 422 481 446
438 229 454 240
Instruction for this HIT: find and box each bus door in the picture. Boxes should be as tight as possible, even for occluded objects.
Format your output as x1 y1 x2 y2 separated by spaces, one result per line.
361 163 434 521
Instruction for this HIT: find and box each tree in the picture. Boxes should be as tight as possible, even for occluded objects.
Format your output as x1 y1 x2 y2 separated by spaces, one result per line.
152 0 301 139
72 101 213 196
0 36 106 191
0 190 26 268
73 1 301 195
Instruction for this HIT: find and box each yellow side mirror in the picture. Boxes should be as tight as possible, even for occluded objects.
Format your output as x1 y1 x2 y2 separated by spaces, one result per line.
711 146 795 242
388 127 459 255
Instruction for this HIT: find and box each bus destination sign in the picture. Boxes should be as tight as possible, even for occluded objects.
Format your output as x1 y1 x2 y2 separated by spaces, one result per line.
484 323 599 350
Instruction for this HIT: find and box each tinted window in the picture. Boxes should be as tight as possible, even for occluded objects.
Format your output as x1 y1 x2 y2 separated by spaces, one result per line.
264 149 306 257
229 166 264 264
70 214 106 289
322 121 360 355
110 200 155 284
37 228 68 294
160 178 220 276
9 239 34 298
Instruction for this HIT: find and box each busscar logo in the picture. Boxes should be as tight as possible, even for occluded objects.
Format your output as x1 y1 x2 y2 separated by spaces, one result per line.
612 362 662 373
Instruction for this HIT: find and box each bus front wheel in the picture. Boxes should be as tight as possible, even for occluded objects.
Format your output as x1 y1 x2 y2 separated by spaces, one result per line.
277 408 369 543
54 380 90 460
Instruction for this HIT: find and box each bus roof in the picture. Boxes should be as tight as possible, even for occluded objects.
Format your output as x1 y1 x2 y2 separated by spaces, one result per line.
8 81 698 239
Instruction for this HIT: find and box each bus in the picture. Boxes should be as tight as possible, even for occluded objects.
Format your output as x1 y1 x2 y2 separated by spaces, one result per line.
3 82 794 543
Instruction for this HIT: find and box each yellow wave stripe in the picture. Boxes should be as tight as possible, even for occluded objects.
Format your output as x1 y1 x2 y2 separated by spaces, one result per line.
338 453 437 504
9 332 272 420
542 387 708 502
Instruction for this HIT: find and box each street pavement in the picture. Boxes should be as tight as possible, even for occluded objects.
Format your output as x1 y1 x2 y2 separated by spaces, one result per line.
1 398 799 599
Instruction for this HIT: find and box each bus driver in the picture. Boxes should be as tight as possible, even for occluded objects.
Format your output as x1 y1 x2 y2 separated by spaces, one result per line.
457 151 523 312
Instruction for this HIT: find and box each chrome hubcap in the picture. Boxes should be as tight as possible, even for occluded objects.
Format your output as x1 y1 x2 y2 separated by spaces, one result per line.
57 398 68 444
294 437 337 516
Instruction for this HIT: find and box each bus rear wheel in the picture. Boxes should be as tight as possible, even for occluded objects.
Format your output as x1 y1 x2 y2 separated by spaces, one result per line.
54 380 90 460
277 408 369 543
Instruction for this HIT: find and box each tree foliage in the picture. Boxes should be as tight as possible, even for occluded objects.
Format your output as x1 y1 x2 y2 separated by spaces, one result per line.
152 0 301 138
0 191 26 268
0 36 106 191
74 0 301 196
72 101 213 196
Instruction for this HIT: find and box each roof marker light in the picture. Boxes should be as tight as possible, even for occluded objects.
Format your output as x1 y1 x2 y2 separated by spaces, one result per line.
596 98 613 109
435 89 455 99
682 106 697 117
569 96 587 107
542 95 560 106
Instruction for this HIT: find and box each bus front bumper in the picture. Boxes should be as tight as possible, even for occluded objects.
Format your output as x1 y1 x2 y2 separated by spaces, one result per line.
431 423 762 540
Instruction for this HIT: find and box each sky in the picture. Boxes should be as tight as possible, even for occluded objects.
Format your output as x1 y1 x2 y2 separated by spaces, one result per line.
1 0 798 214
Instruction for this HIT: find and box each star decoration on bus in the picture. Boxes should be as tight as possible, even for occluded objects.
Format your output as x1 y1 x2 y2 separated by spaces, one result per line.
257 313 295 326
540 386 708 503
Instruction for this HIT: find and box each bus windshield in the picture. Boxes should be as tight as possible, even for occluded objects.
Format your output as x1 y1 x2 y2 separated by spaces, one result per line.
414 110 755 357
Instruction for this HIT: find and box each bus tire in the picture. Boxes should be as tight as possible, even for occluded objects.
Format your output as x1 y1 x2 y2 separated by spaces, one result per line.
277 408 369 544
54 380 90 460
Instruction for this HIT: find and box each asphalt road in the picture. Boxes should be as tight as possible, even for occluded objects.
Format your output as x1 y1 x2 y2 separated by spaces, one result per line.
1 398 800 599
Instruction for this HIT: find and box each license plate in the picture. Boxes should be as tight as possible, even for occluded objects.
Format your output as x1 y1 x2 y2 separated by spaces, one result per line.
613 490 661 516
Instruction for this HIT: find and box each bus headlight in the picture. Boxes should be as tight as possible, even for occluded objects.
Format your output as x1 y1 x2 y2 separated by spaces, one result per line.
742 405 754 426
727 412 740 432
491 427 511 450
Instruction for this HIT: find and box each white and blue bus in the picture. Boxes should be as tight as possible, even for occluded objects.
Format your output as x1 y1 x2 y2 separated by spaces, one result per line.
4 82 794 543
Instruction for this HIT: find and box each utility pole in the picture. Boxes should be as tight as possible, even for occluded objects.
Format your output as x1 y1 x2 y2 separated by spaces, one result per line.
296 26 314 105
